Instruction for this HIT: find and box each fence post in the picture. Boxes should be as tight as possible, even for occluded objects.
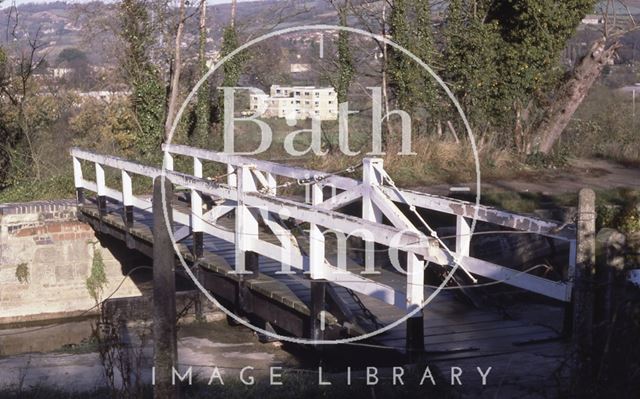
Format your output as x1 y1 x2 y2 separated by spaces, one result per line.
571 188 596 397
152 176 178 399
594 228 626 377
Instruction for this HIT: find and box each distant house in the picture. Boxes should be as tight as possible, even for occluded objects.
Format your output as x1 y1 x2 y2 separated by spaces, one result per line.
52 67 73 79
582 15 604 25
249 85 338 121
76 90 131 102
290 64 311 73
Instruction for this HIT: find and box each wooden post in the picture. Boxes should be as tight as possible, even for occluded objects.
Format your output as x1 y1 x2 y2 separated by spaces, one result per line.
233 165 259 320
95 163 107 217
406 315 424 356
456 216 471 256
233 165 259 275
72 157 85 205
571 188 596 397
191 157 204 322
122 170 134 226
563 239 577 337
310 280 326 342
362 158 383 274
595 229 626 324
309 183 325 280
152 177 178 399
594 228 626 376
192 157 204 259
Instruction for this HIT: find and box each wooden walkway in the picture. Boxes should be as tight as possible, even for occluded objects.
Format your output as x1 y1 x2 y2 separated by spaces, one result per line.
79 196 563 361
71 145 575 363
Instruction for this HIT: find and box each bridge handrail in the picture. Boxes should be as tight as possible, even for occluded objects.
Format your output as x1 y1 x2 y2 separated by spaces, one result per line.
162 144 575 242
71 147 576 304
70 147 444 262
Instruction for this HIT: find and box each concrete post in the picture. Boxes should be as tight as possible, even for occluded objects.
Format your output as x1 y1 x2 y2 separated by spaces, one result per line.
152 177 178 399
571 188 596 397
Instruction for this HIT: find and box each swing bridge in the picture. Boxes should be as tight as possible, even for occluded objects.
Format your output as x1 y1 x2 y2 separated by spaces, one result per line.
70 144 576 358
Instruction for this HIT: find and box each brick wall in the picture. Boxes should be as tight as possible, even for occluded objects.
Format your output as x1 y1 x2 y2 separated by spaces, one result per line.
0 200 142 324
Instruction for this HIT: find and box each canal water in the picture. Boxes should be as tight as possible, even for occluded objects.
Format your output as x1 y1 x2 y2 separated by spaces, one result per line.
0 314 304 392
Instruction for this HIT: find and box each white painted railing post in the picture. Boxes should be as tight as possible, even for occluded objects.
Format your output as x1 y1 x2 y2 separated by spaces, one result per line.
405 215 426 354
95 162 107 216
121 170 134 225
164 152 174 172
227 164 237 187
364 158 426 354
192 157 204 258
266 172 277 196
232 165 259 275
309 183 325 280
362 158 384 274
73 157 84 204
456 215 471 256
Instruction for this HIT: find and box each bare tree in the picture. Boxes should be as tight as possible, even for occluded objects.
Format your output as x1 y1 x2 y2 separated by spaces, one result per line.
0 20 48 180
535 1 635 154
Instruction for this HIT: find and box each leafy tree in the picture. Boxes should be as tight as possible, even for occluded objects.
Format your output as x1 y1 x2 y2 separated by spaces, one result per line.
388 0 411 109
217 24 249 117
412 0 438 111
119 0 166 157
57 47 88 64
195 0 210 147
442 0 597 150
443 0 502 134
336 1 353 104
388 0 439 130
57 47 92 89
220 26 247 90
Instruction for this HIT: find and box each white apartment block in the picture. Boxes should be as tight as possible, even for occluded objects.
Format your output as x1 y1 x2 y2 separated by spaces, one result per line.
249 85 338 121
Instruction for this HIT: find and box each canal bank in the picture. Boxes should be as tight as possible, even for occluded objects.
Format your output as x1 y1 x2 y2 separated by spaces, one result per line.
0 201 143 324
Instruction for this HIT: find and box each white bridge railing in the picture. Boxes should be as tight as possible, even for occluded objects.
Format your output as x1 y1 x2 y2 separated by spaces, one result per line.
71 145 577 313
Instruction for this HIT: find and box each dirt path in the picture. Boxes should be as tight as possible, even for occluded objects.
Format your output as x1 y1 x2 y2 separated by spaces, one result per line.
427 158 640 197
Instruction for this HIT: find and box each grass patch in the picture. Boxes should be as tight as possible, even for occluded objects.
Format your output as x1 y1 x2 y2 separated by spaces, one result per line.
0 173 75 203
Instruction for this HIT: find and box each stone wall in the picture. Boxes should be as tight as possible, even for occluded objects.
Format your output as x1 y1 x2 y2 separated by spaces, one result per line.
0 200 142 324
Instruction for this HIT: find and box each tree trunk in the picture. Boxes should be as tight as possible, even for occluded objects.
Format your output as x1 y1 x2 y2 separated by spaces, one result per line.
195 0 210 145
164 0 186 142
535 38 620 154
231 0 237 27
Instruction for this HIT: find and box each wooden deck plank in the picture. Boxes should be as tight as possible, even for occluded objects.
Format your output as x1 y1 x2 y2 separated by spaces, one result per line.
78 197 564 359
